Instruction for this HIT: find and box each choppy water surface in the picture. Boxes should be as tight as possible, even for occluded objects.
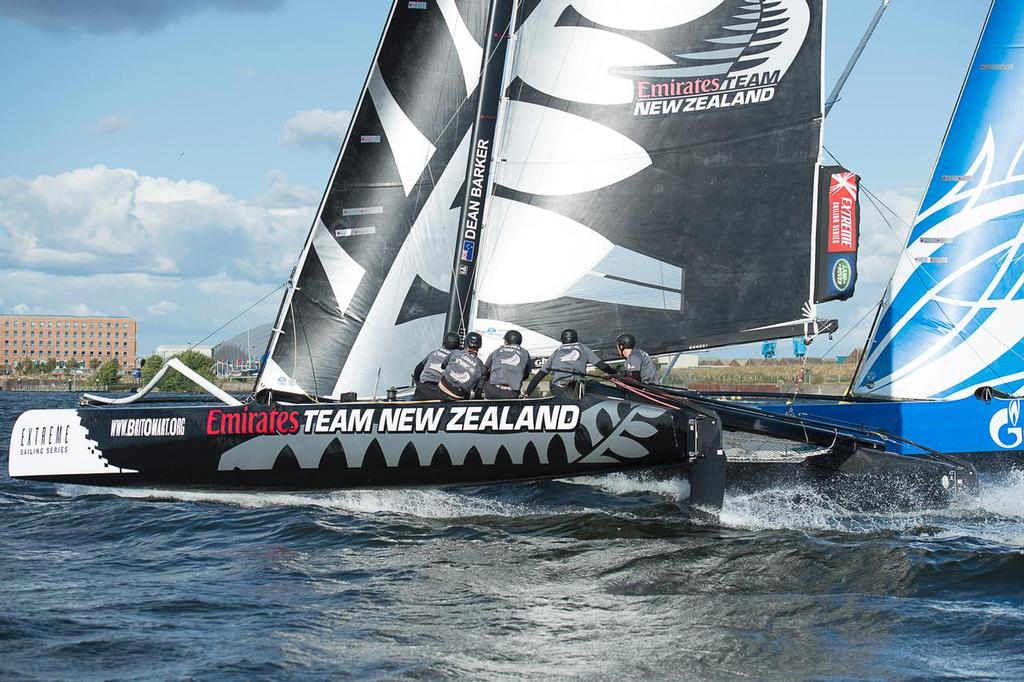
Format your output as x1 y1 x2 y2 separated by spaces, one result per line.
2 392 1024 680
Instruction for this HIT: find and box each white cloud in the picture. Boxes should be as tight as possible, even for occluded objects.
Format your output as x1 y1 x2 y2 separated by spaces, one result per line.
69 303 106 316
12 303 39 315
147 300 179 316
88 113 132 134
280 108 350 150
253 169 319 208
0 165 317 352
0 165 314 281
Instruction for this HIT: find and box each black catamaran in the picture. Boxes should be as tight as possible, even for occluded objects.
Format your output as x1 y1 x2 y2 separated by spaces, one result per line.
8 0 978 512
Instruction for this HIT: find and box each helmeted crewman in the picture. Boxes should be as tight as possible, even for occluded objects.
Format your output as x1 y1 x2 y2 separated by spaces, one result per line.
413 331 460 400
439 331 487 400
523 328 617 397
483 329 531 399
616 332 657 383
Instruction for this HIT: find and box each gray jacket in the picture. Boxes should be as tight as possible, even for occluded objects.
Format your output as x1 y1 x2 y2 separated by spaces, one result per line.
414 347 451 385
485 344 531 389
624 348 657 383
542 342 602 388
441 350 487 397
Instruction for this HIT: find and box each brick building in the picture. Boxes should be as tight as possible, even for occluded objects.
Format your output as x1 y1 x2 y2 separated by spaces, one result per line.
1 315 137 369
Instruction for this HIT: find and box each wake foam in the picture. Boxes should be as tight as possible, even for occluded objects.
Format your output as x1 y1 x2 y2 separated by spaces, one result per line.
54 469 1024 543
560 473 690 500
720 469 1024 546
57 485 529 519
969 468 1024 520
719 485 874 533
57 473 678 520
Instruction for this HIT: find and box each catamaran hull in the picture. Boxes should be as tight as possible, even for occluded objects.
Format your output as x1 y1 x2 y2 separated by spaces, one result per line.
745 394 1024 469
636 386 980 507
8 395 723 496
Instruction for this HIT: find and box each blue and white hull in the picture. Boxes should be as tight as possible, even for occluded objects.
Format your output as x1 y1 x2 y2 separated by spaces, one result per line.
750 393 1024 468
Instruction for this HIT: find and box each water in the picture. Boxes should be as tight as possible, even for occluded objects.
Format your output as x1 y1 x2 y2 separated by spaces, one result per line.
2 393 1024 680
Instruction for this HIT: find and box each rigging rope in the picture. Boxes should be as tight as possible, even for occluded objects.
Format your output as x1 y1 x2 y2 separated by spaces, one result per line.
189 281 286 350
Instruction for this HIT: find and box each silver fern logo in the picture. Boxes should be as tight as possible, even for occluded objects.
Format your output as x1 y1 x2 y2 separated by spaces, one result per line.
559 350 581 364
449 370 471 384
629 0 811 117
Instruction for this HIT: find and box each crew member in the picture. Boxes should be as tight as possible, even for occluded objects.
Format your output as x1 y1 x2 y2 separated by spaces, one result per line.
483 329 531 399
616 332 657 383
439 331 487 400
523 328 617 397
412 331 460 400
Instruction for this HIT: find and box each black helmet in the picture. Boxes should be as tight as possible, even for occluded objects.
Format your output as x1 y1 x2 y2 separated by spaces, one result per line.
465 331 483 350
504 329 523 346
615 333 636 349
560 328 578 344
443 331 461 350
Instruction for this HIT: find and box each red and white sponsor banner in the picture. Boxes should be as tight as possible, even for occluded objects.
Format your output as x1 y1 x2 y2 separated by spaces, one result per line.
827 171 859 253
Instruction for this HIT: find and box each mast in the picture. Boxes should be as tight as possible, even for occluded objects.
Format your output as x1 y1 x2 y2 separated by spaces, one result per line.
444 0 516 341
824 0 891 116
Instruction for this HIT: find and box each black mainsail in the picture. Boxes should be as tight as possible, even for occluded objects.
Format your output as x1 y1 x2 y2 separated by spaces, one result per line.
259 0 829 398
472 0 826 359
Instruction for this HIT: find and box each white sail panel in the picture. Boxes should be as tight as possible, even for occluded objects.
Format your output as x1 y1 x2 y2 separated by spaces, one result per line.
367 63 437 196
492 102 651 196
474 316 561 360
436 0 484 94
475 198 682 310
572 0 722 31
475 198 613 304
311 219 366 314
258 357 303 395
514 5 675 105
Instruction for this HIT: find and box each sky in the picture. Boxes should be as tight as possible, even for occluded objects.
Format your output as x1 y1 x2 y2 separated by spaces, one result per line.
0 0 992 357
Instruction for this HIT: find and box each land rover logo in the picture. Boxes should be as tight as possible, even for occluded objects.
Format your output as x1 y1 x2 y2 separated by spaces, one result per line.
832 258 852 291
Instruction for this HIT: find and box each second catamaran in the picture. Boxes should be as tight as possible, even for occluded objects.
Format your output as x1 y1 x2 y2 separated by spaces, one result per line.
749 0 1024 468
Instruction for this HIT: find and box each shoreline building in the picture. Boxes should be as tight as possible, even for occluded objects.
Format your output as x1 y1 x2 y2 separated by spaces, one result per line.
154 344 214 361
2 315 137 369
212 323 272 377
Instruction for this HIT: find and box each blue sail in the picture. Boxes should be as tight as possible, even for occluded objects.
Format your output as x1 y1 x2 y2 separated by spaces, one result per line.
854 0 1024 400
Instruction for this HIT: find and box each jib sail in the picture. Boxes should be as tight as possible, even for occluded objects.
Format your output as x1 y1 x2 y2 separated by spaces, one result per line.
853 0 1024 400
256 0 491 399
470 0 826 358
